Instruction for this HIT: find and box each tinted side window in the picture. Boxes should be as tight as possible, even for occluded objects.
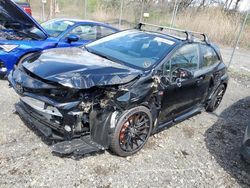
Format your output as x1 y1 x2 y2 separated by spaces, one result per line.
163 44 199 77
100 26 116 38
67 25 97 40
201 45 220 67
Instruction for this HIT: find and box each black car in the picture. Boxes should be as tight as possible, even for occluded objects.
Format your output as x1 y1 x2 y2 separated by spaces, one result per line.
8 23 228 157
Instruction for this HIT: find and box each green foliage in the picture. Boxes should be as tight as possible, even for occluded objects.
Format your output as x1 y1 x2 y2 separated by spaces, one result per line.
88 0 98 13
99 0 120 12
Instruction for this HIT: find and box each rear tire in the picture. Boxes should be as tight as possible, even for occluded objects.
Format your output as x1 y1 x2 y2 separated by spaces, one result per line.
206 84 226 112
110 106 152 157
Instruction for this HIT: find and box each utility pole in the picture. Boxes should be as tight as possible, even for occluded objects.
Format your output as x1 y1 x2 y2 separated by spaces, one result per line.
170 0 178 27
84 0 87 19
119 0 124 28
140 0 145 22
41 0 46 21
228 9 249 68
49 0 56 19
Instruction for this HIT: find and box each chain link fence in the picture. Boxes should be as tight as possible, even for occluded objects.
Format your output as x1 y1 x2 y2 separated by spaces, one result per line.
30 0 179 28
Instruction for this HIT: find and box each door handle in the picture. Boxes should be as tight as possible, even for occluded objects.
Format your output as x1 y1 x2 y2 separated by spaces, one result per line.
196 76 204 85
176 78 182 88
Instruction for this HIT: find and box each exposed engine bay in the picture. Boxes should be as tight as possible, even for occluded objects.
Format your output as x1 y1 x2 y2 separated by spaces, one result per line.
0 28 31 40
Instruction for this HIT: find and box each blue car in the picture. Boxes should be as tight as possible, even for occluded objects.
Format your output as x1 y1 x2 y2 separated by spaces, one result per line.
0 0 119 78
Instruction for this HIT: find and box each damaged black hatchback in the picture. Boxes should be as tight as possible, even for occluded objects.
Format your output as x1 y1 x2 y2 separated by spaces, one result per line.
8 23 228 157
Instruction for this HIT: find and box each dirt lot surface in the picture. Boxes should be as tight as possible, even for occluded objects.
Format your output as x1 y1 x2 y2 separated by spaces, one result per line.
221 47 250 73
0 70 250 187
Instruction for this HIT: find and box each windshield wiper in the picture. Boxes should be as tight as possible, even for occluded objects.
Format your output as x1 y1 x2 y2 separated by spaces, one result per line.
83 45 89 52
84 47 132 68
87 48 114 62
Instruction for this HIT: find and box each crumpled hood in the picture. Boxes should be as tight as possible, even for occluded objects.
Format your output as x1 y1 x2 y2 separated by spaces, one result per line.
0 0 47 39
22 47 142 89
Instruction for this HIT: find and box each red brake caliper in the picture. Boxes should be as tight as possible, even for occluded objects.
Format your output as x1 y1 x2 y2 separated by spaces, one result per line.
119 121 130 143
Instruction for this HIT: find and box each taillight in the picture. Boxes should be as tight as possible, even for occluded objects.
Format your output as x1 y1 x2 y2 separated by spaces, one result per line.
24 7 32 16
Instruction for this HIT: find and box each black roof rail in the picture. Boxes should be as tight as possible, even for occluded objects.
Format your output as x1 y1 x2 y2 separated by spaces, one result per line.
136 22 210 44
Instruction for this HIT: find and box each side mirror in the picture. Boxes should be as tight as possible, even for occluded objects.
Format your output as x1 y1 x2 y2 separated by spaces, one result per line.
179 68 193 80
172 68 193 87
67 34 79 43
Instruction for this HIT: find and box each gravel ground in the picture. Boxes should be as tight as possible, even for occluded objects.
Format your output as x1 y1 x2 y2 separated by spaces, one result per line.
0 71 249 187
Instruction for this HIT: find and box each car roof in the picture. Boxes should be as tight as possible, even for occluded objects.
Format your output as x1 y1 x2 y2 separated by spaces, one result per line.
139 29 219 48
136 23 213 46
126 29 182 45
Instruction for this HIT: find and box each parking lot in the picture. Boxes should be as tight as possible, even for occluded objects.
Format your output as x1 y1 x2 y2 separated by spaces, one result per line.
0 59 249 187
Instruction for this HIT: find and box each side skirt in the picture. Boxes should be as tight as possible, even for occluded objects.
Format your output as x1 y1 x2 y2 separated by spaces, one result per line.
153 106 203 134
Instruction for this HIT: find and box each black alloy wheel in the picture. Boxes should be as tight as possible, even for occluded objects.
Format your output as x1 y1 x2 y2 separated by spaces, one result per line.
110 106 152 156
206 84 226 112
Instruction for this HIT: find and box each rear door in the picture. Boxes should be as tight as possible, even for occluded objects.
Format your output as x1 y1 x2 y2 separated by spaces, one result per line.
158 43 204 123
197 44 222 102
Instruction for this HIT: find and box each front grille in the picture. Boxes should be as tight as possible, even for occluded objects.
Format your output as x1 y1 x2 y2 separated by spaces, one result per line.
20 101 65 133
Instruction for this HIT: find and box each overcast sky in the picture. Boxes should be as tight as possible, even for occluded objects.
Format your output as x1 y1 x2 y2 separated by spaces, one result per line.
238 0 250 11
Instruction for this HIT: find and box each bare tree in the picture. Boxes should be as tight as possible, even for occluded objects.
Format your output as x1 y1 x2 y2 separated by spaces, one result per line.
234 0 242 10
49 0 56 19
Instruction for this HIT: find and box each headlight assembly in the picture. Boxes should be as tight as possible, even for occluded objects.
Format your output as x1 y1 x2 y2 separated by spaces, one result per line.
0 44 19 52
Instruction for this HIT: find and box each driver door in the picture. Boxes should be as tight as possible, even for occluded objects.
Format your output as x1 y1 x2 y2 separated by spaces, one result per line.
57 24 99 47
158 44 202 124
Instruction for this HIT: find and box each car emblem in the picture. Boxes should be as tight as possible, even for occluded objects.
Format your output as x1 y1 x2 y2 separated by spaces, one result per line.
143 61 152 68
16 83 24 94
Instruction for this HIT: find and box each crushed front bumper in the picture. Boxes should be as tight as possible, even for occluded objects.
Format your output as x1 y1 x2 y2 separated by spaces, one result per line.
16 99 105 156
16 100 64 140
8 69 112 156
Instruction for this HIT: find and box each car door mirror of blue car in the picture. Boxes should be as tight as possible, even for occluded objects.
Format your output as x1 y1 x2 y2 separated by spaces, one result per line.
67 34 79 43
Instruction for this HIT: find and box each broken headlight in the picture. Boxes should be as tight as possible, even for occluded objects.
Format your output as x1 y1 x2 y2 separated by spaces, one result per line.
0 61 7 73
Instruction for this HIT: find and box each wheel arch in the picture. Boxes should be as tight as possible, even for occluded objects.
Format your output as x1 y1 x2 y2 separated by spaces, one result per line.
15 51 38 66
109 105 153 156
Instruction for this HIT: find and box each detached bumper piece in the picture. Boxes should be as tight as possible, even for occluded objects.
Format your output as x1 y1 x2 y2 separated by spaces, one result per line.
15 102 105 157
15 102 64 140
16 102 55 138
51 136 105 156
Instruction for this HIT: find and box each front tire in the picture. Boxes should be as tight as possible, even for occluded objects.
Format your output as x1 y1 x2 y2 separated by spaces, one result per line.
110 106 152 157
17 53 34 67
206 84 226 112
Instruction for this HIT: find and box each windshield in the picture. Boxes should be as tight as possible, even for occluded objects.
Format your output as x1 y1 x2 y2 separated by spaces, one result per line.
41 20 75 37
86 30 176 70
